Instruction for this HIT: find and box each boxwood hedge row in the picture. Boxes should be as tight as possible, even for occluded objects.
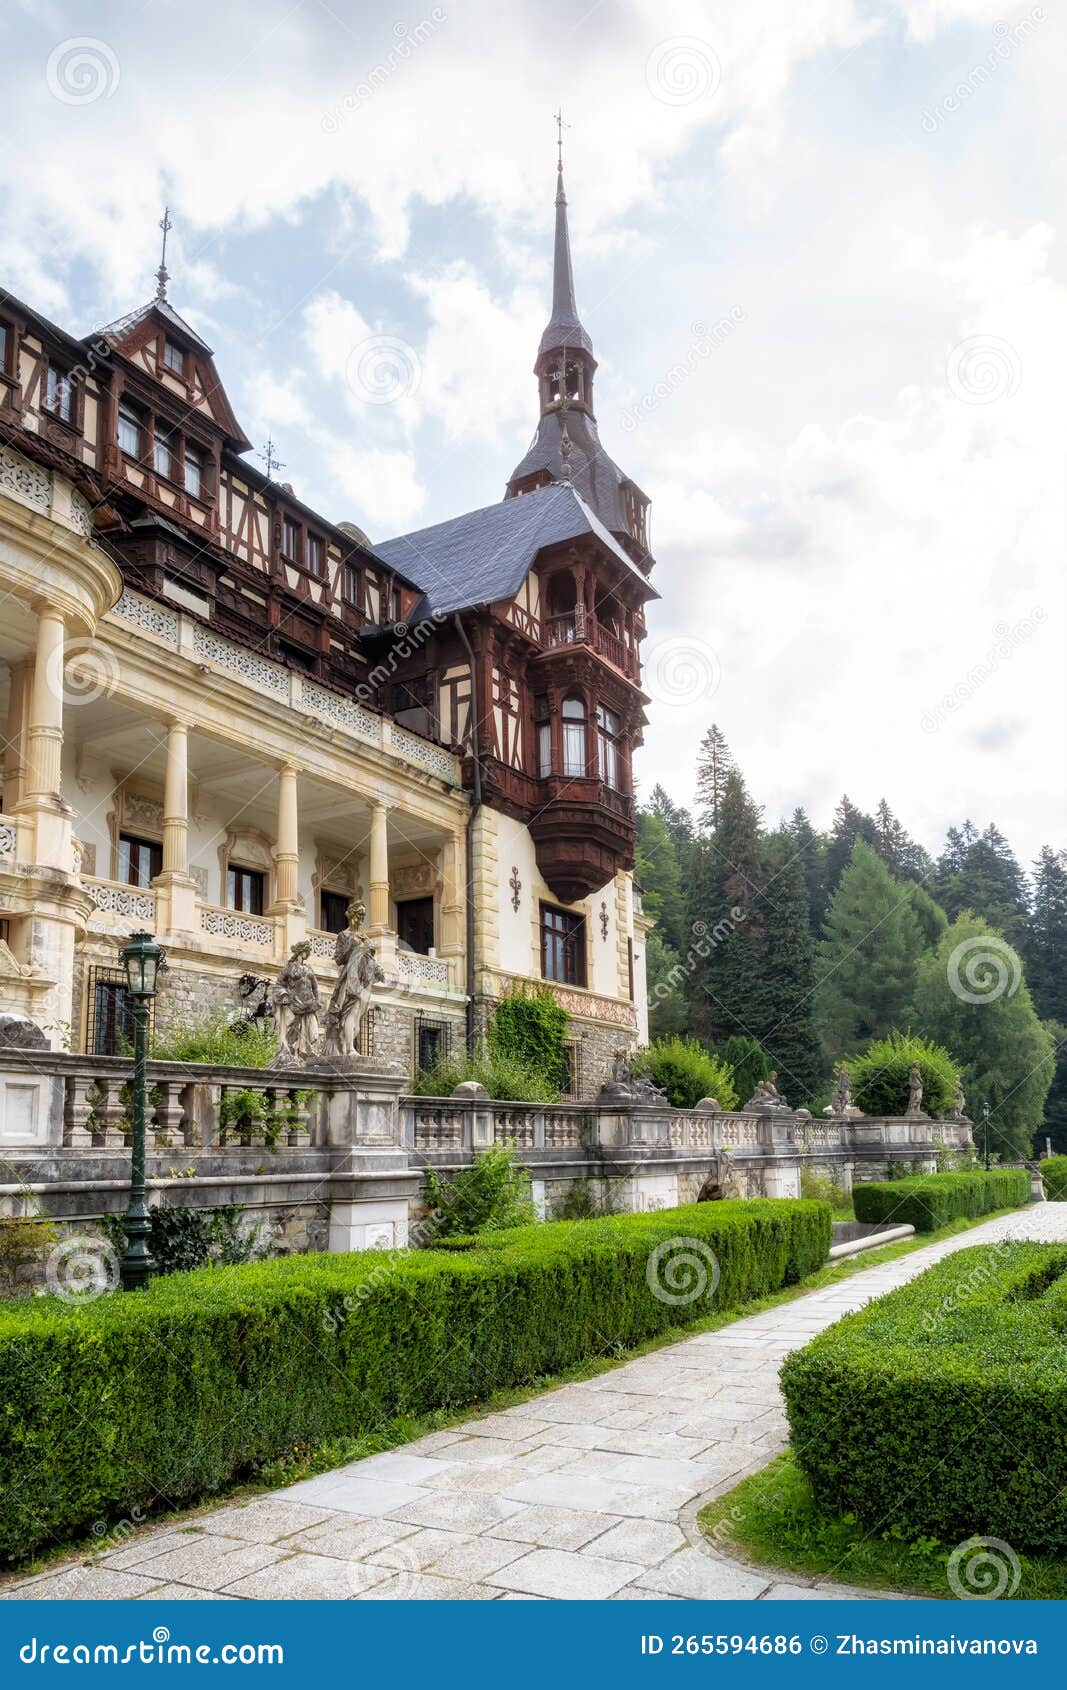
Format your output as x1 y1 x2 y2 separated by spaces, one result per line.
1040 1156 1067 1201
852 1167 1029 1232
0 1199 829 1566
781 1243 1067 1550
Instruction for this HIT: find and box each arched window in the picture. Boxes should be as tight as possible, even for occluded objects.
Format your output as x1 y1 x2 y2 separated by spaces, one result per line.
561 696 587 778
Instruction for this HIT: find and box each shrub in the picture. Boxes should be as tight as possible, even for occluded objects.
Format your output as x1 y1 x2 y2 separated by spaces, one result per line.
100 1206 263 1276
713 1035 768 1103
0 1197 831 1564
799 1167 853 1217
633 1036 739 1111
150 1009 276 1068
847 1031 959 1118
781 1242 1067 1550
852 1167 1029 1231
1041 1156 1067 1201
410 1044 560 1102
488 986 570 1093
422 1145 536 1237
551 1178 625 1221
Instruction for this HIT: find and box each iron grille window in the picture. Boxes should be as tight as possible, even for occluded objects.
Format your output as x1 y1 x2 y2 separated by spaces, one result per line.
85 964 155 1055
414 1013 453 1075
561 1038 584 1101
356 1004 383 1058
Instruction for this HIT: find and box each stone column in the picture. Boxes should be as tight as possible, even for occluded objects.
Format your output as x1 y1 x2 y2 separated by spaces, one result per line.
438 828 465 979
270 762 306 953
162 721 190 875
2 659 33 816
153 719 198 934
26 606 65 804
368 801 390 930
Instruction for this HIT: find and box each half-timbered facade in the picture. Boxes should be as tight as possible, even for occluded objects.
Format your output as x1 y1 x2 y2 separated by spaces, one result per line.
0 162 653 1089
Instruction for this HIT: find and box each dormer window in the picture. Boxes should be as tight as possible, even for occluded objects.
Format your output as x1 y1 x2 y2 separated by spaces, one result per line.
163 339 185 376
117 402 143 458
153 424 175 479
184 443 203 499
44 362 73 422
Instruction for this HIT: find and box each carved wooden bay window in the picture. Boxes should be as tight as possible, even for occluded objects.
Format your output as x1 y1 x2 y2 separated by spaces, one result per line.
561 695 587 777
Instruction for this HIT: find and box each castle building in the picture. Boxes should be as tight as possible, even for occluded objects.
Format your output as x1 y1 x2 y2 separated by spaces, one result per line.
0 162 654 1092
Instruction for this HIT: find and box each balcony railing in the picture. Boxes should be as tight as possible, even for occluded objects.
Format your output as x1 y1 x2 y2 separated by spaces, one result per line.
541 613 640 681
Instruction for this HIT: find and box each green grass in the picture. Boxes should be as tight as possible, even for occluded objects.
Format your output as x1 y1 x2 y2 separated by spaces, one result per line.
0 1201 1026 1586
699 1452 1067 1600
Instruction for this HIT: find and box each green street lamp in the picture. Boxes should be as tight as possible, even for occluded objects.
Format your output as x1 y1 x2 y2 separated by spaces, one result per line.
119 930 165 1291
982 1101 992 1171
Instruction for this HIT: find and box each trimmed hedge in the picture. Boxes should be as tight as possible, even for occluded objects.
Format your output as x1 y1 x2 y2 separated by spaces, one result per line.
781 1243 1067 1550
1040 1156 1067 1201
0 1199 830 1565
852 1168 1029 1232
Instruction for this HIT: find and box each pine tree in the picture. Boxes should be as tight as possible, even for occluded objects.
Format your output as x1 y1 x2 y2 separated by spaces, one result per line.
905 880 949 951
791 806 829 936
695 724 736 833
825 795 878 896
1025 847 1067 1022
915 913 1055 1159
815 840 925 1059
686 770 764 1044
758 827 820 1101
934 821 1026 945
635 810 687 955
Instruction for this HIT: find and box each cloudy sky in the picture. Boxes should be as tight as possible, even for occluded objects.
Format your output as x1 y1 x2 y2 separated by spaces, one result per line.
3 0 1063 865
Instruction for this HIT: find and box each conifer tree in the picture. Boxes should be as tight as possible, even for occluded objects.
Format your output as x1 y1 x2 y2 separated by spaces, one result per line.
791 806 829 936
1025 847 1067 1022
825 795 878 896
815 840 925 1059
686 770 763 1044
758 827 820 1101
695 724 736 833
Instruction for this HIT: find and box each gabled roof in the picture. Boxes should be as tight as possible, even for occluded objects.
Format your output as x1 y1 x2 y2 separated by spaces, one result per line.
94 297 214 358
373 480 657 617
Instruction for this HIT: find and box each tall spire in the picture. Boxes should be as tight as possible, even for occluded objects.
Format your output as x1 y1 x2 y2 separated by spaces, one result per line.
540 116 592 359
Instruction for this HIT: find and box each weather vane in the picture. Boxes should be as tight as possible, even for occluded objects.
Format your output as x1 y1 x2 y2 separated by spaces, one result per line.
554 107 569 172
155 206 172 302
259 436 285 480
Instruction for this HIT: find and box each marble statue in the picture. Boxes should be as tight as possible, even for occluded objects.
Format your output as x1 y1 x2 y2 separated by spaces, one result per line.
272 940 321 1060
828 1063 851 1117
746 1071 788 1110
319 901 385 1057
949 1077 967 1121
907 1062 924 1116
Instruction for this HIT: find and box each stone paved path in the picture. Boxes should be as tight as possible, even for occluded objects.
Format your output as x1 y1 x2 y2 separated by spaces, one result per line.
8 1204 1067 1602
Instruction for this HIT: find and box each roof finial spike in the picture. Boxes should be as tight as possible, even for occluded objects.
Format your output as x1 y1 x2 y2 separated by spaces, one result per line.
155 205 173 301
554 108 568 196
259 436 285 481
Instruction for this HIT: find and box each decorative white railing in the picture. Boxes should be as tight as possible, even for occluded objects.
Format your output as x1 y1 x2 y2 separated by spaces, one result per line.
308 929 339 960
397 950 451 988
0 814 16 862
200 906 275 947
109 589 462 786
84 877 157 922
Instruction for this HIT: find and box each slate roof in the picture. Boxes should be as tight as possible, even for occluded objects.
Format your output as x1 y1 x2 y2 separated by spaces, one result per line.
373 479 657 616
94 297 214 357
509 407 632 536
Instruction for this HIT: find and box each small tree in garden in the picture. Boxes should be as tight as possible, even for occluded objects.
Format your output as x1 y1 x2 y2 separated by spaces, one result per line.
847 1031 960 1119
423 1144 536 1237
634 1036 739 1110
488 985 570 1093
713 1034 768 1102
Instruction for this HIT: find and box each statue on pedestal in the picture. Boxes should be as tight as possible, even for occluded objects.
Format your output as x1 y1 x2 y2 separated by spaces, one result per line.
745 1070 788 1111
271 940 321 1062
319 900 385 1058
825 1062 860 1118
596 1048 669 1107
906 1062 925 1117
948 1077 968 1121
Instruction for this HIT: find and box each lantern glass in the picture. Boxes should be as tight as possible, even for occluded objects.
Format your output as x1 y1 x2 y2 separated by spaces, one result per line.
121 931 163 1000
